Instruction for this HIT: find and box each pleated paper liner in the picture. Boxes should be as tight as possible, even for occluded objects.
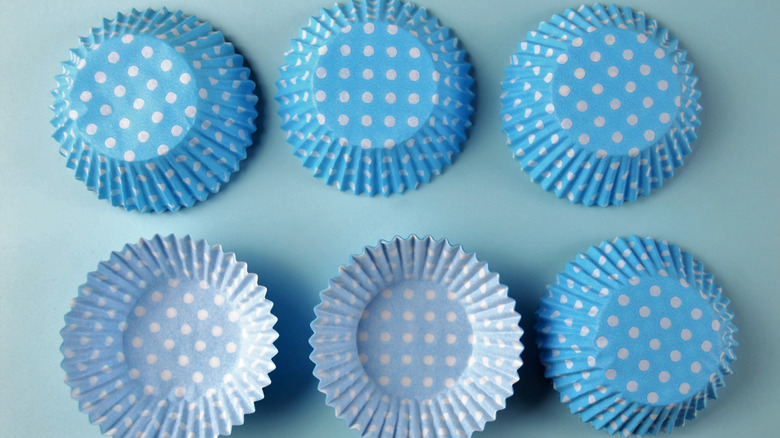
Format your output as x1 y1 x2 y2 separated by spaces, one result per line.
500 4 701 206
535 236 737 436
310 235 523 438
276 0 474 196
51 8 259 212
60 235 278 437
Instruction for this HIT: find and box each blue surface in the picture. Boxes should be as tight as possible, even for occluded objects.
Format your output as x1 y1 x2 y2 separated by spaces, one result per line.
1 0 779 437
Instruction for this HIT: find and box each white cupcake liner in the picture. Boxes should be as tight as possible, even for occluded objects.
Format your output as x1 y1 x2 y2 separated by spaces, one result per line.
61 235 277 437
310 235 522 437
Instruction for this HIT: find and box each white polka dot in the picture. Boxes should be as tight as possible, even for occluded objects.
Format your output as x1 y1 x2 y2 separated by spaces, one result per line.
359 91 373 103
446 311 457 322
423 377 433 387
660 317 671 329
592 83 604 95
157 145 169 156
381 310 391 320
363 23 374 34
409 70 420 81
387 24 398 35
701 340 713 352
402 333 413 343
108 51 120 63
151 111 163 123
94 71 106 83
594 116 606 127
160 59 172 71
180 324 192 335
386 46 397 57
605 369 617 380
612 132 623 143
640 64 651 75
608 66 619 77
638 360 650 371
166 92 178 104
670 296 682 308
424 333 434 343
596 336 608 348
679 382 690 394
401 355 412 364
658 371 670 382
338 91 349 103
362 68 374 80
380 332 391 342
408 93 420 104
623 49 634 60
104 137 116 148
338 114 349 125
315 90 326 102
147 79 158 90
607 315 619 327
161 369 172 381
670 350 681 361
576 101 588 112
178 355 190 366
618 294 630 306
384 68 398 80
649 338 661 350
385 92 396 104
378 376 389 386
166 307 177 318
163 339 174 350
123 151 135 162
423 355 434 365
578 134 589 145
85 124 97 135
590 51 601 62
654 48 665 59
572 37 583 47
424 311 435 322
639 306 651 317
647 392 659 403
137 131 149 142
574 68 586 79
557 53 569 64
141 46 153 58
408 116 419 127
379 354 390 364
445 378 455 388
360 139 372 148
628 327 640 338
712 320 721 331
691 361 702 373
559 85 571 97
171 125 183 136
79 91 92 102
384 115 395 127
340 45 351 56
226 342 238 353
338 68 350 79
192 372 204 383
626 380 638 392
637 33 648 44
624 81 637 93
129 369 140 379
691 308 703 320
446 334 456 344
114 85 126 97
610 98 621 110
409 47 421 58
209 357 220 368
604 34 616 45
195 340 206 351
132 337 143 348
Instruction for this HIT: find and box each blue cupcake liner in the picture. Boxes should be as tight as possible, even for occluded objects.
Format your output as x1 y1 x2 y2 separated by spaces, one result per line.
61 235 278 437
51 8 259 212
535 236 737 435
500 4 701 206
310 235 523 438
276 0 474 196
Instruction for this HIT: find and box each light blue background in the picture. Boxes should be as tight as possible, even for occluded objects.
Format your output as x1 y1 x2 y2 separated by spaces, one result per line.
0 1 777 437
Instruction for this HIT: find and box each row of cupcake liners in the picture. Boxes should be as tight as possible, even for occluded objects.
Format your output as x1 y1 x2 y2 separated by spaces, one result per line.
61 234 735 437
52 2 701 211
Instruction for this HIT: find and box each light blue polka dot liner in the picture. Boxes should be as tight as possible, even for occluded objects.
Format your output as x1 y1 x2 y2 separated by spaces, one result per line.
535 236 737 436
51 9 259 212
60 235 278 437
310 235 523 437
501 4 701 206
276 0 475 196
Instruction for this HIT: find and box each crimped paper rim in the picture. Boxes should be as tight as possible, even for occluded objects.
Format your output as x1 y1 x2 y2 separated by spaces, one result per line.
310 235 523 437
535 236 737 436
275 0 474 196
500 3 701 206
60 235 278 437
51 8 259 212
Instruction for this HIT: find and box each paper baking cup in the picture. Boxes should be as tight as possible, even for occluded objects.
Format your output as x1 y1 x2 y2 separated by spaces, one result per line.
500 4 701 206
276 0 475 196
310 235 523 437
60 235 277 437
51 8 259 212
535 236 737 435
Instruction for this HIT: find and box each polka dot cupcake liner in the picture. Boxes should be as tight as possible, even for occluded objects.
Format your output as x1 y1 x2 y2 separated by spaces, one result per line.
535 236 737 436
60 235 278 437
310 235 523 437
51 8 259 212
500 4 701 206
276 0 475 196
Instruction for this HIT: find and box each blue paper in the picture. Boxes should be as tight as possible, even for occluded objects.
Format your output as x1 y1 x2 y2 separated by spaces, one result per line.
276 0 474 196
60 235 278 437
310 235 523 438
51 9 259 212
535 236 737 435
500 4 701 206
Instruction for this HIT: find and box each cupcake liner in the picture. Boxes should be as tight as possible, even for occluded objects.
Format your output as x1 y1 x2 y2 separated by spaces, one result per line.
310 235 523 437
60 235 278 437
276 0 474 196
500 4 701 206
51 8 259 212
535 236 737 436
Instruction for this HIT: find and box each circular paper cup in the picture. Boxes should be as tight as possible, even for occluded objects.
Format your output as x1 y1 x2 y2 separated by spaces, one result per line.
276 0 475 196
535 236 737 435
500 4 701 206
310 235 523 437
51 8 259 212
61 235 278 437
